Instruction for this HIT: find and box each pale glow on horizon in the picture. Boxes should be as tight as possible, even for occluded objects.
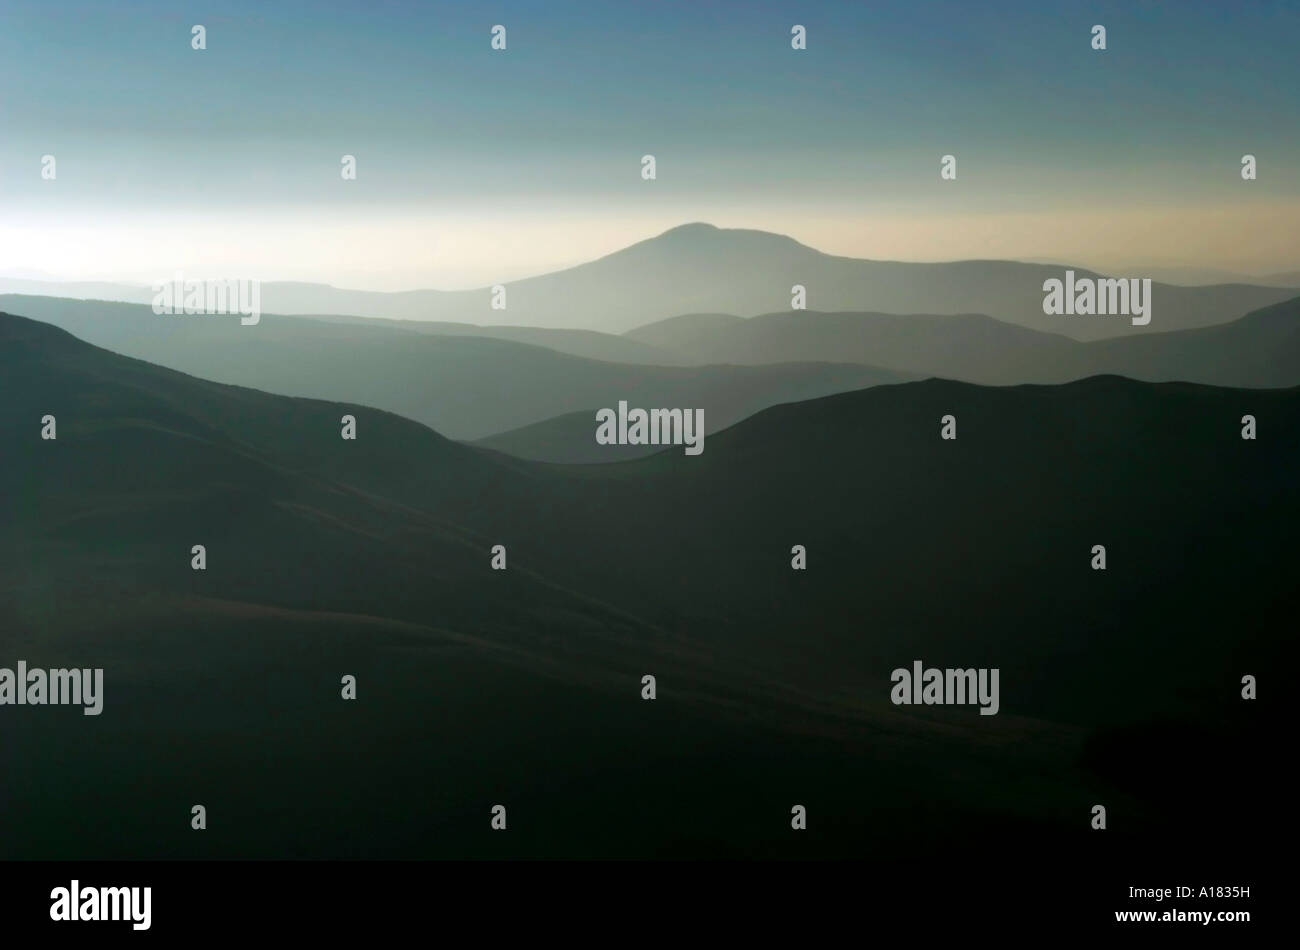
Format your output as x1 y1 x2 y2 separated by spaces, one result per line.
2 200 1297 291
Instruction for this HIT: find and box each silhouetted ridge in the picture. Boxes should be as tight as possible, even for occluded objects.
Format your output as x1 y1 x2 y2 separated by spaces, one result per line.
0 310 89 349
0 296 917 442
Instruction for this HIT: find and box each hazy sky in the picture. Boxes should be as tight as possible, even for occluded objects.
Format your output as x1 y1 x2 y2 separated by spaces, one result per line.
2 0 1297 289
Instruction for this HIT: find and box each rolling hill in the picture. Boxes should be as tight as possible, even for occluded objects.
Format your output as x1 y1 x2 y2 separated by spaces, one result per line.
2 310 1292 861
626 296 1300 387
486 296 1300 461
0 294 910 441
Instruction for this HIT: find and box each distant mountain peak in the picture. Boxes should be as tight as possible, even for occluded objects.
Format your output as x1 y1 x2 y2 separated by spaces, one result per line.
659 222 719 236
628 222 815 258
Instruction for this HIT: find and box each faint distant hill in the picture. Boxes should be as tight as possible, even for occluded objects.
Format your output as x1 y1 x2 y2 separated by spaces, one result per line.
625 296 1300 388
9 291 1297 464
304 312 686 365
0 283 685 365
4 223 1293 338
490 298 1300 461
1023 264 1300 288
0 278 157 302
1136 266 1300 288
0 294 908 441
620 312 747 352
1261 270 1300 287
628 310 1080 382
1078 296 1300 387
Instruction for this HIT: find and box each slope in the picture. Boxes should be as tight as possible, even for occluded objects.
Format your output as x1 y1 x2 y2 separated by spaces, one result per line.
1 313 1292 861
0 294 907 440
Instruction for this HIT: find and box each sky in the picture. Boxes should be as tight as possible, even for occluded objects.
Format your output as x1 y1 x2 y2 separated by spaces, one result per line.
1 0 1297 289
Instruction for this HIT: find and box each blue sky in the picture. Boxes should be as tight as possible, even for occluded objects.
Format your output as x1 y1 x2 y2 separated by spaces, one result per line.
2 0 1296 287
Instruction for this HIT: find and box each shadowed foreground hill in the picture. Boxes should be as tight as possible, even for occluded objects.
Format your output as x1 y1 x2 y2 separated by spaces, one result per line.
0 312 1292 861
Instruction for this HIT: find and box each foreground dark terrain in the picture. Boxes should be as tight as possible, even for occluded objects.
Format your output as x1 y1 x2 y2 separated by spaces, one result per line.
0 311 1291 859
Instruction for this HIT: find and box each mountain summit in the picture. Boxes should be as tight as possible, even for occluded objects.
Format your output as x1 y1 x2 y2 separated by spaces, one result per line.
1 224 1293 338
